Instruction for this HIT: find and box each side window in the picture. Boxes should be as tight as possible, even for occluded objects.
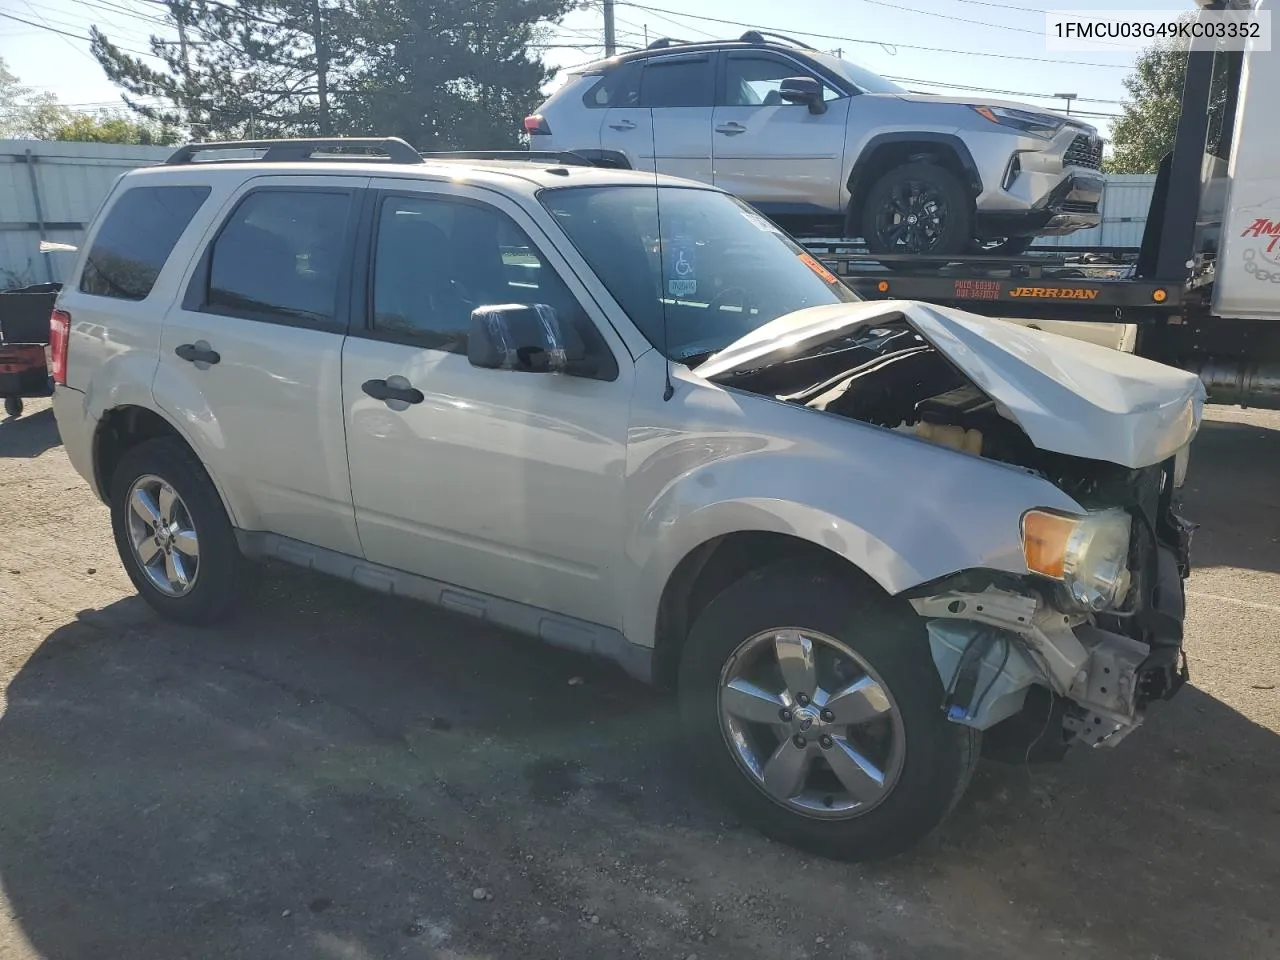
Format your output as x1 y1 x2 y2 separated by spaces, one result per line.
371 195 613 370
205 190 351 326
638 57 713 108
80 185 210 300
583 64 640 108
722 56 841 106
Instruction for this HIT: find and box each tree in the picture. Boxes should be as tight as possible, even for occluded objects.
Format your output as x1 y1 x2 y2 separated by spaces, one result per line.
1109 39 1229 174
339 0 576 149
90 0 347 140
46 111 181 145
0 57 72 139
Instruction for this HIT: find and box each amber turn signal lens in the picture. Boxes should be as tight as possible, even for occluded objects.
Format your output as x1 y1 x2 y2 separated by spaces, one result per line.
1152 288 1167 303
877 280 890 292
1021 510 1077 579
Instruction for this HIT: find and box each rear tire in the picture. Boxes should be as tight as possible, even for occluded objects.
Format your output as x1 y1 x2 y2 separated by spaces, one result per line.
109 437 243 625
861 161 972 260
679 561 978 861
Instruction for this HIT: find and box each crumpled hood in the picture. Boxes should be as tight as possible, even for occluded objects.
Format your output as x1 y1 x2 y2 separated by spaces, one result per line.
697 300 1205 469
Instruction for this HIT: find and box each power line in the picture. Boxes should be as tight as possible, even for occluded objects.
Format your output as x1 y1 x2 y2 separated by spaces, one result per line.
882 75 1123 106
66 0 172 28
615 1 1131 69
950 0 1049 13
859 0 1040 35
19 0 97 62
0 9 160 57
130 0 291 31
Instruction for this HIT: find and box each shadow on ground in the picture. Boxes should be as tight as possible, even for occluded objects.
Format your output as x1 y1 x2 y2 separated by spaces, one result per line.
0 407 59 459
1182 416 1280 575
0 563 1277 960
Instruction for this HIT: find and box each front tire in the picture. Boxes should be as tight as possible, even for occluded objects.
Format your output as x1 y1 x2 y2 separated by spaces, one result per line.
678 561 978 861
109 437 243 625
972 235 1033 256
861 161 972 259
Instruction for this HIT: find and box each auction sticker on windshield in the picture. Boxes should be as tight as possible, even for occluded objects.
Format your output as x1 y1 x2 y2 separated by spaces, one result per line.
798 252 840 285
668 235 698 298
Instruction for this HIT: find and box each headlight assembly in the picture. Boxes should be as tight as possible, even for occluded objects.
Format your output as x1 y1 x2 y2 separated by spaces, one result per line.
1021 508 1133 611
971 105 1066 140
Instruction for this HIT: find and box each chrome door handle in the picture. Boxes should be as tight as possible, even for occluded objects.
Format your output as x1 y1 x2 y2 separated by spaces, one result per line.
175 342 220 365
362 378 424 405
608 119 637 131
715 122 747 135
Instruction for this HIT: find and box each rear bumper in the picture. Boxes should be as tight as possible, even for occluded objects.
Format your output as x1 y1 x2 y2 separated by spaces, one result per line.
51 384 100 499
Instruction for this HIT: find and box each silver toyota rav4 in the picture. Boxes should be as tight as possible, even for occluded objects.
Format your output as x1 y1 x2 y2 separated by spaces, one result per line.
53 139 1196 861
530 32 1104 255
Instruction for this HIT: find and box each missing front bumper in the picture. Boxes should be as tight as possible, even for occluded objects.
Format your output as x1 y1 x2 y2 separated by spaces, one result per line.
910 572 1188 750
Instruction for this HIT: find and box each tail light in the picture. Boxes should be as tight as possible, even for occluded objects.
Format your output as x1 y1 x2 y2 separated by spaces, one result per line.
50 308 71 385
523 114 551 136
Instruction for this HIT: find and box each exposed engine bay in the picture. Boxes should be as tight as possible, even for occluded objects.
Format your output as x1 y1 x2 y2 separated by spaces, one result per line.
707 317 1194 755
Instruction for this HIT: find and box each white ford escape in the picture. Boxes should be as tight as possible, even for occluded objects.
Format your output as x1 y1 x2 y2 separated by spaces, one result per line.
52 138 1203 861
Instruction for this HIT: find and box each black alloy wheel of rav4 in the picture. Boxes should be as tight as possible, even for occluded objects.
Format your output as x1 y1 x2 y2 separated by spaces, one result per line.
874 181 948 253
862 161 971 259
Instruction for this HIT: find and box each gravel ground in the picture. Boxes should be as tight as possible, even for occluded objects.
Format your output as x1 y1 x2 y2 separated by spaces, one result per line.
0 398 1277 960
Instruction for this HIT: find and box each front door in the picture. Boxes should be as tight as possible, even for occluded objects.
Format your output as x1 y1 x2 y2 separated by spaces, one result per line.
155 176 365 555
712 52 850 216
601 53 715 183
340 181 634 627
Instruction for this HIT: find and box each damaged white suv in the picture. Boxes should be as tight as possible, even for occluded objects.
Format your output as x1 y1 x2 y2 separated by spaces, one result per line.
51 139 1202 860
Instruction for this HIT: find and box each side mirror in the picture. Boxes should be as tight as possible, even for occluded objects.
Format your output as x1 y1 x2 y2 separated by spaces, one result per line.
779 77 827 115
468 303 570 374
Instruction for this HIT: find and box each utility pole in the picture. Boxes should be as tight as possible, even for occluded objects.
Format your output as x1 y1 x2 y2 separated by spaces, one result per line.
1054 92 1077 116
603 0 616 56
313 0 331 134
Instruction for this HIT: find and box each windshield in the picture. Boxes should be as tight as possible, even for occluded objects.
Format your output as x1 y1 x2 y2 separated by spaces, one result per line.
811 53 904 95
539 186 859 363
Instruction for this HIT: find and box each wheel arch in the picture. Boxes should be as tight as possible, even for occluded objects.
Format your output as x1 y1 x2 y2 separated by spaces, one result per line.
651 530 894 691
844 134 983 236
93 404 239 525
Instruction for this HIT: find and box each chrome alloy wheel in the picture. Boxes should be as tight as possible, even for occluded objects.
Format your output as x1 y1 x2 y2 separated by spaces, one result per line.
125 474 200 597
717 629 906 819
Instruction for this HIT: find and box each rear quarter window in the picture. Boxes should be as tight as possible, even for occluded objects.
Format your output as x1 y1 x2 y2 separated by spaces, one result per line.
583 64 640 108
79 185 211 301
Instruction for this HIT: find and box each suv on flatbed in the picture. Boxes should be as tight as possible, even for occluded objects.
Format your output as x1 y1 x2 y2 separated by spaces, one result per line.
52 137 1199 861
529 32 1104 255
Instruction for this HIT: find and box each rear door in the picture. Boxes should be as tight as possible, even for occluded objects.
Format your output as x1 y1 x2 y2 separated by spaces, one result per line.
711 52 850 214
153 176 366 556
601 53 715 182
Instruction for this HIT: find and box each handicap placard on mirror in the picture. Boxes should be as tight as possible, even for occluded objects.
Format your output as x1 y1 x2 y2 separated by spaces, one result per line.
667 235 697 298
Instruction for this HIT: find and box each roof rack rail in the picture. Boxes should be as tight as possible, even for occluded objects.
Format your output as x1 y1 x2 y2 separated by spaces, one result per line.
165 137 423 165
646 36 688 49
419 150 597 167
739 30 818 51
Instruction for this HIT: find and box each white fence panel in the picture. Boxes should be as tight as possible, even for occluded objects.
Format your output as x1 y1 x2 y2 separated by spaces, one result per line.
0 140 171 288
1034 174 1157 249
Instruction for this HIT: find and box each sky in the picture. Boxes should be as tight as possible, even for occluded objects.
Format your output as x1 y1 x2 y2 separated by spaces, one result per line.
0 0 1200 139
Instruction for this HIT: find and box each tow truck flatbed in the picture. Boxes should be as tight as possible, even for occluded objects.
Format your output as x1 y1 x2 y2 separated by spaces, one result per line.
806 244 1183 323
